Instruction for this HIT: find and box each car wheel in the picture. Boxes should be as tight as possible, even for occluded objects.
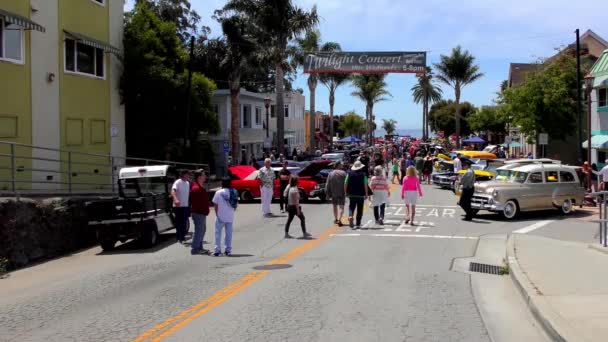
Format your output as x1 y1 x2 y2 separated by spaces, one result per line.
299 189 308 202
318 194 327 202
100 239 117 251
240 190 253 202
502 200 519 220
560 199 573 215
140 222 159 248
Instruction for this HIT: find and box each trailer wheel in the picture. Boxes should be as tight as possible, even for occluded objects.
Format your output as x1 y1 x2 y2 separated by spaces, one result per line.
141 221 159 248
100 239 117 251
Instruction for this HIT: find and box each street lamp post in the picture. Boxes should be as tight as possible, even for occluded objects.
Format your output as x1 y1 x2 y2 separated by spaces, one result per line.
585 73 595 190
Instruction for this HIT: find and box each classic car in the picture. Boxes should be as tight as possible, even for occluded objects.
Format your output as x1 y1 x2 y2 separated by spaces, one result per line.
470 163 585 219
448 151 497 160
229 160 332 202
433 159 504 189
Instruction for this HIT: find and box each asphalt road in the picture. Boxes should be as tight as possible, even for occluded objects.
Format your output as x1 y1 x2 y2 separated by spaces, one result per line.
0 180 597 342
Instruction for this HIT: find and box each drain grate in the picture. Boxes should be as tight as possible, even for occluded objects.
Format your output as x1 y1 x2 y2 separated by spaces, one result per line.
469 262 501 275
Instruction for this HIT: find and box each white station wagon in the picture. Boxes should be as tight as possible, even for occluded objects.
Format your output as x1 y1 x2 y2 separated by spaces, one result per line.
471 163 585 219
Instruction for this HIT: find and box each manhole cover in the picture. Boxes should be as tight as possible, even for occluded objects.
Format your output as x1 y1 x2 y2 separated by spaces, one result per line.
253 264 292 271
469 262 501 275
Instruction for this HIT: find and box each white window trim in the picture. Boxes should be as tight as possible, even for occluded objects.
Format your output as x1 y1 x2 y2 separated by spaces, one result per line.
90 0 106 7
599 87 608 108
63 39 106 80
0 18 25 65
255 106 262 125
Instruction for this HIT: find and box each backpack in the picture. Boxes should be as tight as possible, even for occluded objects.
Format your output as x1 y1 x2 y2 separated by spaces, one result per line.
228 188 238 209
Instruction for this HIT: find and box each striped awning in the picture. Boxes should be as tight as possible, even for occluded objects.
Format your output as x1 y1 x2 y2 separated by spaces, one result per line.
0 9 45 32
64 30 121 55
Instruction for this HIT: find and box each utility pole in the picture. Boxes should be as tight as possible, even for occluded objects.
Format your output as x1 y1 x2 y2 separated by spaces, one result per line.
184 36 195 148
576 29 583 162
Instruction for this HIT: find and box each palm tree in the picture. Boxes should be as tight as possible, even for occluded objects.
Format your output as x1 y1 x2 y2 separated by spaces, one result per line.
434 46 483 147
219 0 319 155
411 67 442 140
340 111 366 137
319 42 350 149
209 14 259 164
351 74 392 144
382 119 397 136
294 30 321 150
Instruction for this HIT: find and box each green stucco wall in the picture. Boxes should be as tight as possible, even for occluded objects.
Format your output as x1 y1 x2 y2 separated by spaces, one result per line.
0 1 32 190
58 0 111 189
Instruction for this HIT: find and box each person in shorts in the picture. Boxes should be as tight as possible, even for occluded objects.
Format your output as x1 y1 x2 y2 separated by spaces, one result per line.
325 161 347 226
401 166 423 225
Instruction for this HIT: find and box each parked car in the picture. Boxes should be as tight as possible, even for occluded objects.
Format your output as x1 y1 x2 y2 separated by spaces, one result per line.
321 152 346 163
433 159 504 190
470 163 585 219
86 165 176 251
229 160 332 202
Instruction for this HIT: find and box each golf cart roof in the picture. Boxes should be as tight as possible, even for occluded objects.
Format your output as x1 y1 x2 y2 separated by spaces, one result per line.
119 165 171 179
504 158 560 165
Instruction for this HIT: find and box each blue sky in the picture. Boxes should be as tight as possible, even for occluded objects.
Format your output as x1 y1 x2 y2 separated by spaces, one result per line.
126 0 608 129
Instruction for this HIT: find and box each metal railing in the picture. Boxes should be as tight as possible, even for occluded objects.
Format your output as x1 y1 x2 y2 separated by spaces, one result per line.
0 141 209 196
590 191 608 247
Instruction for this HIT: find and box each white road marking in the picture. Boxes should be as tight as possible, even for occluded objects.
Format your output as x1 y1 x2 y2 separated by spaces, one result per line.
512 220 554 234
384 207 456 218
427 208 439 217
442 209 456 218
388 204 459 208
331 234 478 240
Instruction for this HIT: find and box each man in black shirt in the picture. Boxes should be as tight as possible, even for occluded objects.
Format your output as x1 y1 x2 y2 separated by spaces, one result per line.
279 161 291 213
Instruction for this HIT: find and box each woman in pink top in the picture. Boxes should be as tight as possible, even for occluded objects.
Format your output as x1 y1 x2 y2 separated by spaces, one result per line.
400 166 423 225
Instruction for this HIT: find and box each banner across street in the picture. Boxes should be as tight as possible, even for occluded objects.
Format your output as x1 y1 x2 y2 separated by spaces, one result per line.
304 51 427 74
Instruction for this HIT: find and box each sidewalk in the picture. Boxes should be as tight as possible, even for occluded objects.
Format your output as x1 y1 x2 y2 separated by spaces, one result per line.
507 234 608 342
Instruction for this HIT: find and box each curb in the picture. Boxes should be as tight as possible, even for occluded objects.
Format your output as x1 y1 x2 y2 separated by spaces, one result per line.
506 234 586 342
588 243 608 255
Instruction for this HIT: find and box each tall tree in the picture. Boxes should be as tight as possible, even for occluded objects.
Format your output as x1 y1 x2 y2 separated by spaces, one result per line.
294 30 321 150
500 54 588 142
467 106 508 136
209 11 262 164
351 74 392 144
411 67 442 140
382 119 397 136
218 0 319 154
319 42 350 149
135 0 201 42
121 3 218 161
428 100 475 137
340 111 366 137
434 46 483 147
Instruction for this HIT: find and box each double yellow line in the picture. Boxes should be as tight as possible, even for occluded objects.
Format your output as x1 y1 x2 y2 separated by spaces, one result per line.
132 225 339 342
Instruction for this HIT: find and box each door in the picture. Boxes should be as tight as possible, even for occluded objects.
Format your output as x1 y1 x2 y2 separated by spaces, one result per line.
521 172 546 210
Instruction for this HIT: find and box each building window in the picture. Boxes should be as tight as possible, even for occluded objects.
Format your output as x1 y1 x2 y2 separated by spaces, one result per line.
284 104 289 118
242 105 250 128
65 38 105 78
0 20 23 63
599 88 607 108
91 0 105 5
212 104 219 115
255 107 262 125
270 105 276 118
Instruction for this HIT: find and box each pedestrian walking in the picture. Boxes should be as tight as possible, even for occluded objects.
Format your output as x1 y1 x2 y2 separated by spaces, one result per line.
325 161 347 226
257 158 275 217
189 170 210 255
359 150 371 177
284 176 312 239
423 154 434 184
370 166 390 225
278 161 291 213
414 153 424 176
171 170 191 244
212 177 238 256
459 158 476 221
345 160 369 229
391 158 399 184
453 153 463 173
401 166 423 225
599 160 608 190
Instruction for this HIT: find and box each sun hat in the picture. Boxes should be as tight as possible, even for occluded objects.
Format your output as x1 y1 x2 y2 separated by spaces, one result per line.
351 160 365 171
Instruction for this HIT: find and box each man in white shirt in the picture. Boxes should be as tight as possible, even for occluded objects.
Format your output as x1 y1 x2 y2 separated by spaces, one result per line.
171 170 191 244
212 177 236 256
599 160 608 190
257 158 276 217
453 153 463 173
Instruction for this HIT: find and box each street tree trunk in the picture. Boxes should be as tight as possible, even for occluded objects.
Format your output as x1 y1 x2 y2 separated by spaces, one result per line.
229 77 241 164
366 103 371 145
423 92 428 140
275 63 285 155
329 87 335 150
455 85 461 148
308 75 317 151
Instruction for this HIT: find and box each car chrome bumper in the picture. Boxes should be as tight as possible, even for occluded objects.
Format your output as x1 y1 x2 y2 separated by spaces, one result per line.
310 189 325 197
471 195 504 211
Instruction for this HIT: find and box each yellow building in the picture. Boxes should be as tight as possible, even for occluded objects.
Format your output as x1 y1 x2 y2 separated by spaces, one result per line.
0 0 124 191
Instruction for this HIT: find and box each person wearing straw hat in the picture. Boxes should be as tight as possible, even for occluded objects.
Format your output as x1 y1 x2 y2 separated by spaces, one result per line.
459 157 476 221
345 160 369 229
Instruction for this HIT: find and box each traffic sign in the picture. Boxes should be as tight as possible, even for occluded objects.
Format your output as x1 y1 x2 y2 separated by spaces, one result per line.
538 133 548 145
223 141 230 152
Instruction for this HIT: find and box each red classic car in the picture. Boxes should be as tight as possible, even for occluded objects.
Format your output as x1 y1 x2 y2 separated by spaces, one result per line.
228 160 332 202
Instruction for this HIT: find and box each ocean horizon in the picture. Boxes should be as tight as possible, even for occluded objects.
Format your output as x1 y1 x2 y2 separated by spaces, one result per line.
375 129 427 138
